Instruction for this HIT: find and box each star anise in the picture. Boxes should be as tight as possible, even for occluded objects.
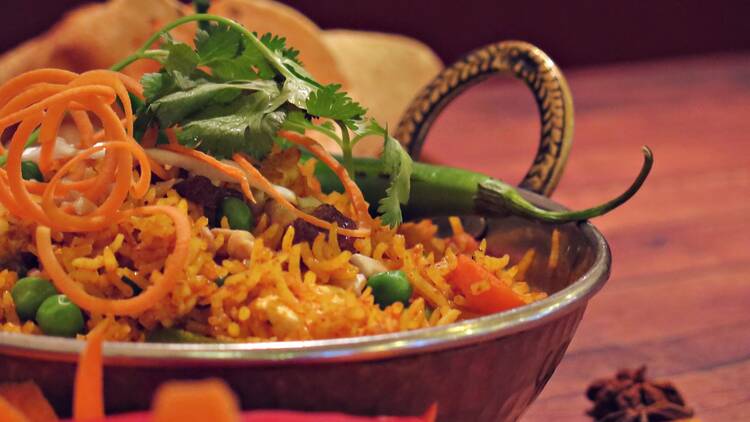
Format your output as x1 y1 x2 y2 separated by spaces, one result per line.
585 366 695 422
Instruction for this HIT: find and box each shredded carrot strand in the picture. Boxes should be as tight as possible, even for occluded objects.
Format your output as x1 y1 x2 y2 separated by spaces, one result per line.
0 68 76 108
0 172 26 218
0 69 167 232
158 143 369 238
71 70 134 137
0 85 116 132
234 154 370 238
38 104 66 175
71 110 95 147
36 205 190 316
73 319 108 421
41 142 150 231
0 83 67 117
165 128 179 145
277 130 372 225
160 144 255 203
116 73 144 99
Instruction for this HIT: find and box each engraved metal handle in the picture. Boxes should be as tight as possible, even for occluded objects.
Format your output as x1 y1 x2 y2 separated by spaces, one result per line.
394 41 574 197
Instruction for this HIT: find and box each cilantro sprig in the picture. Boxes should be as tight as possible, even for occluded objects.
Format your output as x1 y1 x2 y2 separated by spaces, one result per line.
114 13 412 226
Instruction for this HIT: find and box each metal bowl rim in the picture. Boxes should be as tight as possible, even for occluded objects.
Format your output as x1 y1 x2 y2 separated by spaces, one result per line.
0 191 611 365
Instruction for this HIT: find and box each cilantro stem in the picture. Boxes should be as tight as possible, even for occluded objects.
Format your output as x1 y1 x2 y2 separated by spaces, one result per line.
336 120 354 176
307 123 341 145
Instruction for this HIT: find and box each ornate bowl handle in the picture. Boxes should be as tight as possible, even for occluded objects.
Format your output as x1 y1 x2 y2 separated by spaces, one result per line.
394 41 574 197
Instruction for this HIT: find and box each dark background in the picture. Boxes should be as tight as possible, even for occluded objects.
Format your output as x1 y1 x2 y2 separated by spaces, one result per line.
1 0 748 68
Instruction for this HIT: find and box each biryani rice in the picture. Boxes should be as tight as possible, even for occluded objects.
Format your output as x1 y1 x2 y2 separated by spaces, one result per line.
0 148 547 341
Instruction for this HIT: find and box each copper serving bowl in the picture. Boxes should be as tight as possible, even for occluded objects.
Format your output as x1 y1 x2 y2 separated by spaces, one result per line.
0 42 604 422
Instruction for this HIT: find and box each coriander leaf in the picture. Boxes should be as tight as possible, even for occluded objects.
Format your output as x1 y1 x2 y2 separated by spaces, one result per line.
149 84 239 127
195 24 242 65
209 38 277 81
163 37 199 75
178 91 285 160
377 187 403 228
377 133 413 227
148 80 279 128
140 71 196 105
259 33 301 65
141 72 168 101
351 118 386 145
306 84 366 121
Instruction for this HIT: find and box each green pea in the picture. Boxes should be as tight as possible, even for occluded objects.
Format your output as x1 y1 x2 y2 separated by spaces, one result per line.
214 276 226 287
36 294 84 337
10 276 57 320
21 161 44 182
220 197 254 231
367 270 412 309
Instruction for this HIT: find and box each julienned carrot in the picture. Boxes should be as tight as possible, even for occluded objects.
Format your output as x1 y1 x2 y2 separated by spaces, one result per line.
116 73 144 100
0 68 76 108
447 254 526 314
0 67 160 232
165 128 179 145
234 154 369 238
36 205 191 316
278 130 372 226
41 142 150 232
0 83 67 117
71 109 95 147
73 320 108 421
0 172 28 218
160 144 255 202
71 70 134 137
0 85 116 131
38 103 66 174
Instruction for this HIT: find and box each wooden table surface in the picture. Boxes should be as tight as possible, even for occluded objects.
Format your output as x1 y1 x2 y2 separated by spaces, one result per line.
422 53 750 421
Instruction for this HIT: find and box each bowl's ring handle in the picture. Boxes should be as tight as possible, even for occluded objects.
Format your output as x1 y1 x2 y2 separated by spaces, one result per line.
394 40 574 197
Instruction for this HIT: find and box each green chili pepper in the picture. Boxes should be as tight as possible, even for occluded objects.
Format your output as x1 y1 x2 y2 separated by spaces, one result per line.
313 147 653 223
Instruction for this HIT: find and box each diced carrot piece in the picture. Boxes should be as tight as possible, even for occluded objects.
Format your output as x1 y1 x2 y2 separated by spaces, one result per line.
152 379 240 422
0 381 58 422
447 255 526 314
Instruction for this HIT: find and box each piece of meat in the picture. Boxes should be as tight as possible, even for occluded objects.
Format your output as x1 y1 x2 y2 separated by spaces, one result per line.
173 176 241 223
292 204 358 252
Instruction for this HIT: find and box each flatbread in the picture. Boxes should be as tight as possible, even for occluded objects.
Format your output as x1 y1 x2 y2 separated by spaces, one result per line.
0 0 184 83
